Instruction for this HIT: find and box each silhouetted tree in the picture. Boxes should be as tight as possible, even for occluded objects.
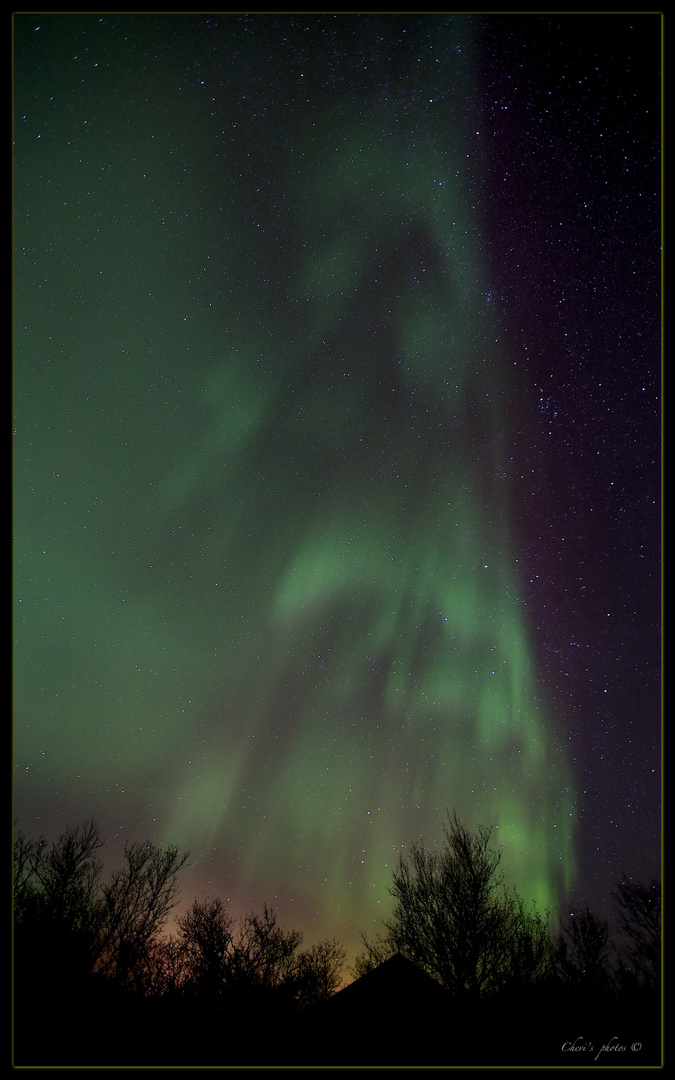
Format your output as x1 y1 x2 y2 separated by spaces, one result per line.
355 809 552 997
177 896 234 997
144 934 188 997
13 828 46 922
14 822 190 1002
555 907 614 992
28 818 103 924
176 896 345 1010
226 903 303 999
98 839 190 993
614 877 661 989
497 887 555 990
293 939 347 1008
14 819 107 988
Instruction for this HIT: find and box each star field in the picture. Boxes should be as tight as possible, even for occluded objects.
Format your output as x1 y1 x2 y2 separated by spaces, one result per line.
13 13 660 960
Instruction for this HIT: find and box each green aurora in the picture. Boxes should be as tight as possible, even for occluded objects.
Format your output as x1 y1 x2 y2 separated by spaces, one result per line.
14 15 575 955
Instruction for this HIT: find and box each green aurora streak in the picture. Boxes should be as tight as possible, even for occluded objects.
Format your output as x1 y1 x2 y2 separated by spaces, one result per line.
14 16 575 954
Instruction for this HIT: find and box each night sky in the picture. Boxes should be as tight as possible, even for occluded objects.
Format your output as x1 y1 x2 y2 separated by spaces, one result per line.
13 13 661 963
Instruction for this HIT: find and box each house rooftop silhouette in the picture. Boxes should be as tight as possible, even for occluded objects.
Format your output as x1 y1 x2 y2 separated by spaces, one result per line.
296 953 451 1066
332 952 448 1011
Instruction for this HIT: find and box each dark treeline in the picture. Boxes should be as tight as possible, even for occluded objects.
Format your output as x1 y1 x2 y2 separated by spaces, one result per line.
13 813 661 1067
